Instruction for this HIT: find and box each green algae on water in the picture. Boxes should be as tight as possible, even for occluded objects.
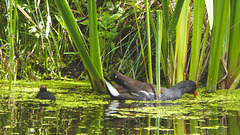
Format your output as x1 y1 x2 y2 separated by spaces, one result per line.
1 80 240 119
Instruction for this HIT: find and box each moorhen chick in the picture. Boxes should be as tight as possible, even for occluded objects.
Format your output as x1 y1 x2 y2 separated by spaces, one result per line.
105 70 197 101
36 85 56 101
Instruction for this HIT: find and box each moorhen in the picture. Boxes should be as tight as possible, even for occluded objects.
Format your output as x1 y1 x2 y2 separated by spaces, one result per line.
36 85 56 100
105 70 197 101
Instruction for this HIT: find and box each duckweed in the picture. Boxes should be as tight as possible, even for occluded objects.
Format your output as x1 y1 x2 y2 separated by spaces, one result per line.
0 80 240 134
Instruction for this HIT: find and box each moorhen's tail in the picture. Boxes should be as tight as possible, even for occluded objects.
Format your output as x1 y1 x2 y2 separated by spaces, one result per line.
105 80 141 100
105 70 157 101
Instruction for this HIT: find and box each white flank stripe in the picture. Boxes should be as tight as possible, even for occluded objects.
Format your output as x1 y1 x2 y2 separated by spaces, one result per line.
138 91 150 96
148 92 155 96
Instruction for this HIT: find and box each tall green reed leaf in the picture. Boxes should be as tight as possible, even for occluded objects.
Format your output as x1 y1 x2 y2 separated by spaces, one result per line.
161 0 184 86
168 0 184 38
145 0 153 83
150 13 168 86
156 10 162 100
175 0 190 84
160 0 171 86
9 0 18 91
189 0 205 82
226 0 240 89
207 0 229 92
87 0 103 78
197 23 210 83
55 0 105 92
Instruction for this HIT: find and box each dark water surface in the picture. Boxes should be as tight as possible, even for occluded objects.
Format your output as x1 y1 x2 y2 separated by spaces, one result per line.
0 80 240 134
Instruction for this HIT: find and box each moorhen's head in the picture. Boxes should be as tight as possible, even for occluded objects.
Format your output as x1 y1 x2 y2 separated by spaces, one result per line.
186 80 197 97
183 80 197 97
40 85 47 92
171 80 197 97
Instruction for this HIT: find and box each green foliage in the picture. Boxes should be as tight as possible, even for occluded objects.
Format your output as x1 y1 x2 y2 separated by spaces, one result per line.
175 0 191 84
189 0 205 82
145 0 153 83
55 0 106 93
1 0 240 93
226 0 240 89
156 10 163 100
207 0 230 92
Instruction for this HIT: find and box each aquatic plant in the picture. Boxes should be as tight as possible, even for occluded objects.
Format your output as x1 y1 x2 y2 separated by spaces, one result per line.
1 0 240 94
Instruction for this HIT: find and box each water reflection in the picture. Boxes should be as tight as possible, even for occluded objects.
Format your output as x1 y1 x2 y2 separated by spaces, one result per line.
105 100 181 117
103 101 236 135
0 100 240 134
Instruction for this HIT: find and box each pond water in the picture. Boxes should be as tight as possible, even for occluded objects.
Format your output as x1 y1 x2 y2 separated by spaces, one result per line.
0 80 240 134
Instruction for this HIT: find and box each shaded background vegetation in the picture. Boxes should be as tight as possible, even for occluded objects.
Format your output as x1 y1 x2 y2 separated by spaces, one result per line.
0 0 160 80
0 0 149 79
1 0 240 92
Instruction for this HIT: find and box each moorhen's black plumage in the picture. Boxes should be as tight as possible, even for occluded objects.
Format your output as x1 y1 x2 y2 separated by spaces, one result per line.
105 70 197 101
36 85 56 100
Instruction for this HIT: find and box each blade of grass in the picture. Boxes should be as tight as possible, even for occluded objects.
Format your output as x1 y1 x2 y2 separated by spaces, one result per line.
150 11 168 86
132 0 149 82
161 0 171 86
87 0 103 78
206 0 229 92
226 0 240 88
156 10 162 100
197 23 210 83
9 0 16 91
229 66 240 92
54 0 105 92
189 0 205 82
145 0 153 83
168 0 185 39
175 0 190 83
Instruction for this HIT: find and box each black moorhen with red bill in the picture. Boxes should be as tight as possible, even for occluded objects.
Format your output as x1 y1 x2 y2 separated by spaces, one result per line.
105 70 197 101
36 85 56 101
